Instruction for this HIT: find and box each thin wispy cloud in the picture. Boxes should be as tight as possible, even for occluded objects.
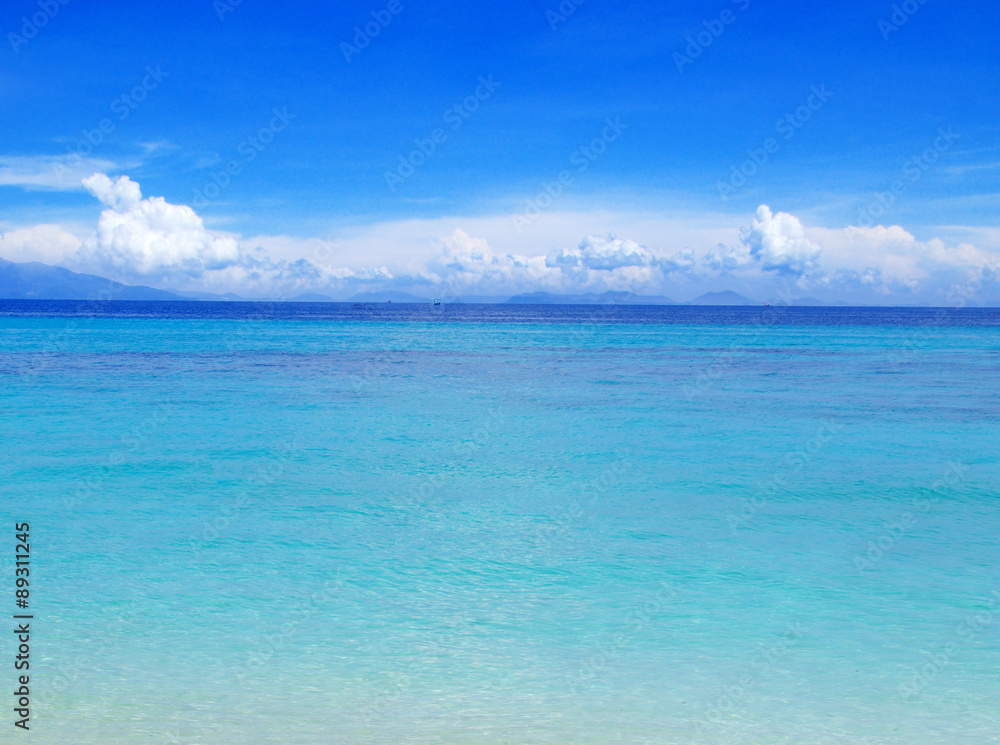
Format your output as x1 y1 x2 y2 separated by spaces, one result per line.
0 155 120 190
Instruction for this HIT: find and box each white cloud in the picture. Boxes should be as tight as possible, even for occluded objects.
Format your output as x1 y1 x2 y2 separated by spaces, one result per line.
418 229 550 295
83 173 142 212
412 230 696 296
0 224 83 265
741 204 822 275
805 223 999 304
75 173 241 279
548 234 659 271
693 205 999 304
704 242 753 272
540 234 696 293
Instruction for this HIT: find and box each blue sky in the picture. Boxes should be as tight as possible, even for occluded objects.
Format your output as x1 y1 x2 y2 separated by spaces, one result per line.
2 0 999 302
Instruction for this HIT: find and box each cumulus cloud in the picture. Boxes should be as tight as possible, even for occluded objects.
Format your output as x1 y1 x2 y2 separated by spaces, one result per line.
691 204 1000 304
664 248 696 273
704 242 753 272
806 223 1000 304
77 174 241 278
547 234 659 270
54 173 398 297
381 230 692 297
84 173 142 211
546 234 695 275
701 205 821 277
533 235 697 297
423 229 550 294
741 205 822 275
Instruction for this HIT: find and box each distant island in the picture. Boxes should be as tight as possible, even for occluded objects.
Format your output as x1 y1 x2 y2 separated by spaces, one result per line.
0 257 861 307
687 290 756 306
505 291 677 305
0 257 182 301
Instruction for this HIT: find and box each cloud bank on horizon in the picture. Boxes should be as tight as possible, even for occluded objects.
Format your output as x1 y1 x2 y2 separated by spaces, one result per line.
1 173 997 305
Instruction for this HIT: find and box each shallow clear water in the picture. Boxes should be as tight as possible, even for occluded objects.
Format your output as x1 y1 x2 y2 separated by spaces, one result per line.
1 301 998 744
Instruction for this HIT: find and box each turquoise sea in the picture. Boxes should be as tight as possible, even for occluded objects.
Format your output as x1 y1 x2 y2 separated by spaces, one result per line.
1 301 998 744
